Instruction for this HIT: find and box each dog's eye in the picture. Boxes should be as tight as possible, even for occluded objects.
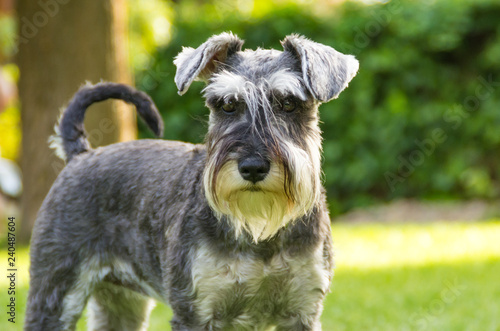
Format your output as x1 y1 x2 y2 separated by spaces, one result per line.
282 99 297 112
221 100 236 113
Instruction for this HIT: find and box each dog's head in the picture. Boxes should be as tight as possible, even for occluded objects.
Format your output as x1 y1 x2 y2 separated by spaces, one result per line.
174 32 359 241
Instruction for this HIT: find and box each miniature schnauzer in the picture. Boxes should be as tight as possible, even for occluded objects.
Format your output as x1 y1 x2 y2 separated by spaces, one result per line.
25 33 358 330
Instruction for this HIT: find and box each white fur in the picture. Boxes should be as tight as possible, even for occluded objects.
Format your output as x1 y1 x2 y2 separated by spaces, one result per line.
60 288 89 330
60 258 111 329
266 69 307 100
203 71 248 102
190 240 330 329
86 288 156 331
204 70 306 105
204 135 321 242
48 111 67 161
111 259 162 300
281 139 321 216
204 160 290 241
60 257 161 329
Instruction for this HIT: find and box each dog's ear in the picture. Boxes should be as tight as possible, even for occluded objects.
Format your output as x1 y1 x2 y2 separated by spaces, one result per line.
174 32 244 95
281 34 359 102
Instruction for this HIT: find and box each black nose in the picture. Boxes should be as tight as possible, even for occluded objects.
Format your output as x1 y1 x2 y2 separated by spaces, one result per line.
238 157 271 184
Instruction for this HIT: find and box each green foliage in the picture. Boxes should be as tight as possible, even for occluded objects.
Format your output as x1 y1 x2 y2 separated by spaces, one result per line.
128 0 173 70
136 0 500 214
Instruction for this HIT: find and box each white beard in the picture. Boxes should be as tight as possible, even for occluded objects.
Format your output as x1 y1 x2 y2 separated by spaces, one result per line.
204 141 320 242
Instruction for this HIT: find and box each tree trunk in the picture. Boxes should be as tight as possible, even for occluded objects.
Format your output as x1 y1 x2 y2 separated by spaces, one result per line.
17 0 135 243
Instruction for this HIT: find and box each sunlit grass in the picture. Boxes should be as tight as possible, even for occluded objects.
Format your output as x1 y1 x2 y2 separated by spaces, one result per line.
332 221 500 269
327 221 500 330
1 221 499 330
324 260 500 331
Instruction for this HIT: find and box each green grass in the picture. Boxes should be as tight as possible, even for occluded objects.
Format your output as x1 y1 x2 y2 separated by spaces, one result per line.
324 221 500 331
2 221 500 330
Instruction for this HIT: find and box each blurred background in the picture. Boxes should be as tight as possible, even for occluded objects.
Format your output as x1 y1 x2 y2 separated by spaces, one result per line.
1 0 500 330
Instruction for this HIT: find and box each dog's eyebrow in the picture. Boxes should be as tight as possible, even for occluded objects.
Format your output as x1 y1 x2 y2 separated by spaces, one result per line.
204 70 307 102
266 69 307 101
203 72 247 101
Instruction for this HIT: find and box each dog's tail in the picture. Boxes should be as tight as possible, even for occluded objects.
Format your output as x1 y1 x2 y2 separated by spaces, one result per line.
50 82 164 162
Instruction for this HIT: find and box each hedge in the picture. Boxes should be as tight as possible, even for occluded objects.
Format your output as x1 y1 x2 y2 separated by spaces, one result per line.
136 0 500 214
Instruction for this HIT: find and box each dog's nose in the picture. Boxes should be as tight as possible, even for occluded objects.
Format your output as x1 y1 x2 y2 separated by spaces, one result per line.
238 157 270 184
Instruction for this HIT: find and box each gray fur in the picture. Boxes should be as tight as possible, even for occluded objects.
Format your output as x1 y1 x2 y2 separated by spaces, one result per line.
174 32 244 95
282 34 359 102
25 33 358 330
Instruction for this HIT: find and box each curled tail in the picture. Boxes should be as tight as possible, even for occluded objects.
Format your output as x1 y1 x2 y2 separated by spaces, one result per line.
51 82 164 162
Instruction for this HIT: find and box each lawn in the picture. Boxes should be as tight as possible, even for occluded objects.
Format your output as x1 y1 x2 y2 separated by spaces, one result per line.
2 221 499 330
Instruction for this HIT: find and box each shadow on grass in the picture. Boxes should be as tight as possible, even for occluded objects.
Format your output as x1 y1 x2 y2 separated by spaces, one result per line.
2 258 498 330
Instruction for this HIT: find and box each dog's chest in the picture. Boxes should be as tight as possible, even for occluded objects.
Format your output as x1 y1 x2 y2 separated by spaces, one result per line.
190 241 330 329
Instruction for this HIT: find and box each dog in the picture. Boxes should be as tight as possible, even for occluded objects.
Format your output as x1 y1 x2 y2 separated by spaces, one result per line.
25 32 359 330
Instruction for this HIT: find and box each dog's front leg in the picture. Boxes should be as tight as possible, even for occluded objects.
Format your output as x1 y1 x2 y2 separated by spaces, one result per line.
170 318 200 331
275 321 322 331
274 310 323 331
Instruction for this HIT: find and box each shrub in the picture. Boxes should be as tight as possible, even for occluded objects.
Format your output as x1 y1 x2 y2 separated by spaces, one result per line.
136 0 500 214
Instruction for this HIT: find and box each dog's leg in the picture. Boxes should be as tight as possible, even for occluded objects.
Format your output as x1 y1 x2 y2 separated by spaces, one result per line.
24 252 86 331
275 312 322 331
275 321 322 331
87 283 155 331
169 318 195 331
25 280 85 331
